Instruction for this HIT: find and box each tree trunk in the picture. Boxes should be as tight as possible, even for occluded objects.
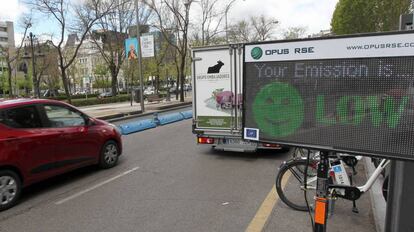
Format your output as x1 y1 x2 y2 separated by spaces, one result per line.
7 63 12 98
35 76 42 98
111 74 117 95
155 64 160 94
179 54 185 102
176 72 179 100
110 64 118 96
155 75 159 94
33 75 41 98
61 68 72 104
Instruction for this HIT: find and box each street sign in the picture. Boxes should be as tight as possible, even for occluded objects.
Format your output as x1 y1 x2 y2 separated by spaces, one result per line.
243 31 414 160
140 34 155 58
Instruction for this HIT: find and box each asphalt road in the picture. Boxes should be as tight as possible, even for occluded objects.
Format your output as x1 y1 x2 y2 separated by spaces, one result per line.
0 111 376 232
0 117 292 232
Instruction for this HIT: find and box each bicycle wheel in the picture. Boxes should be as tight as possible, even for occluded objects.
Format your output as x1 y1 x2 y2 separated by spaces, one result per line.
276 159 318 211
292 148 320 160
382 175 389 202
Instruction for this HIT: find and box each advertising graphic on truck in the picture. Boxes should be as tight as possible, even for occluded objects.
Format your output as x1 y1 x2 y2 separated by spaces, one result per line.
194 49 234 129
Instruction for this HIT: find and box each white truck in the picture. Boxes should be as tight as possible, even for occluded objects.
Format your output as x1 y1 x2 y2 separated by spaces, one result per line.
191 44 284 152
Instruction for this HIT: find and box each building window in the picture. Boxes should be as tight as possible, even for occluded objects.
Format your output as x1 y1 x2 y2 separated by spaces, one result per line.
0 37 8 42
0 27 6 32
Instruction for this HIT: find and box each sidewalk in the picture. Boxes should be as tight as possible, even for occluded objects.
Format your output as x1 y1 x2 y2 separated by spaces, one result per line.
265 158 377 232
80 95 192 120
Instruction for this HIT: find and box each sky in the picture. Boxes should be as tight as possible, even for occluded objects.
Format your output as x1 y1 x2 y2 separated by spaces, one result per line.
0 0 339 46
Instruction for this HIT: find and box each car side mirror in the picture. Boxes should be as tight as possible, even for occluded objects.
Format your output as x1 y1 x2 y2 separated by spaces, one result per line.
85 117 96 126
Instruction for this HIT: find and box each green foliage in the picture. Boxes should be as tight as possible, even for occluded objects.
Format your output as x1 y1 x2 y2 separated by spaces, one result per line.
377 0 412 31
331 0 411 35
69 94 131 107
331 0 377 34
93 64 111 89
283 27 308 39
0 71 7 94
47 93 99 100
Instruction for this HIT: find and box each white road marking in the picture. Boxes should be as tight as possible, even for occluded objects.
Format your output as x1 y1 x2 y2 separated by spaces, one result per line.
55 166 139 205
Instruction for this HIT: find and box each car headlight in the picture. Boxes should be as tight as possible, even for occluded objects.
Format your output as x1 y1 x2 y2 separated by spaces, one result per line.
109 123 122 135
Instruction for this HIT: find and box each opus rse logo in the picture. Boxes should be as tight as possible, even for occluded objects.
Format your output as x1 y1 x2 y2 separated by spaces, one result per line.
251 46 289 60
251 47 263 60
251 46 315 60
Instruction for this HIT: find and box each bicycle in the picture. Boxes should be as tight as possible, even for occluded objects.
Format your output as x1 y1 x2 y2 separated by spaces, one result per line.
275 152 389 212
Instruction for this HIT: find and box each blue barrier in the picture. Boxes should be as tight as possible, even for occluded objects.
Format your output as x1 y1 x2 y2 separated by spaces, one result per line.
156 112 184 125
119 119 157 135
180 110 193 119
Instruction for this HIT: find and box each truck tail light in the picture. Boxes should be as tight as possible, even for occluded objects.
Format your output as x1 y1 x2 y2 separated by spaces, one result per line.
198 137 214 144
262 143 281 148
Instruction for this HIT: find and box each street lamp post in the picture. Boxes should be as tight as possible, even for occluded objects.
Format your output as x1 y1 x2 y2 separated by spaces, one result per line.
28 32 38 98
135 0 145 112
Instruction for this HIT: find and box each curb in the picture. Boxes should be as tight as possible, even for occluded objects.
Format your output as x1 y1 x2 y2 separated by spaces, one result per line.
100 102 192 123
96 111 142 121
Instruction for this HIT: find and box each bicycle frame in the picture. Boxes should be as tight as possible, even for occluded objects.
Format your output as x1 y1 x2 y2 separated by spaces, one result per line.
358 159 389 193
302 158 389 195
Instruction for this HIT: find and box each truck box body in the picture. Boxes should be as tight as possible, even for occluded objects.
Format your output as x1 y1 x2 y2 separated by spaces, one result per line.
192 44 282 152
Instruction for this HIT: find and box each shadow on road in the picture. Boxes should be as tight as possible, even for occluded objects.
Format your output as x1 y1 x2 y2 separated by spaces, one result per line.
202 147 293 162
14 158 127 210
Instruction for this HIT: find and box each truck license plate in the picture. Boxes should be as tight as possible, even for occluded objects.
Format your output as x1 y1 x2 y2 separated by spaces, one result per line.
225 138 253 145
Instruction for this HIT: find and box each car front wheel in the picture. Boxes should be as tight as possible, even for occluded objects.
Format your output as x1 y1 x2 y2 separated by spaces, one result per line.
99 141 120 169
0 170 21 211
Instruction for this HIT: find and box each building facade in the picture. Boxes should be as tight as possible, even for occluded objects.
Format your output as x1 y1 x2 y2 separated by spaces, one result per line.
0 21 15 77
67 31 127 94
0 21 14 48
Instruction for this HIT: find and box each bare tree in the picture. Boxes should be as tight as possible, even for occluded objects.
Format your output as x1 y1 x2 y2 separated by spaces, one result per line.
228 14 279 43
88 0 153 96
198 0 223 45
144 40 172 94
0 17 31 97
228 19 251 43
144 0 194 102
30 0 114 103
250 15 279 41
283 26 307 39
30 42 56 97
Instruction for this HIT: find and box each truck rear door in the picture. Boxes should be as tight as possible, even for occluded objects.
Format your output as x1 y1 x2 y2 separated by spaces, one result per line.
192 45 244 134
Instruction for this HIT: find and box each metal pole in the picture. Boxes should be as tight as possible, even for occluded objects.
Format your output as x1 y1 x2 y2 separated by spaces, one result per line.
129 60 132 106
225 8 229 43
384 15 414 232
29 33 37 98
314 151 330 232
385 160 414 232
135 0 145 112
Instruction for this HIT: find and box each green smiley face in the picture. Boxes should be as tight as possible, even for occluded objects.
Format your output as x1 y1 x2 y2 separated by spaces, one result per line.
253 82 304 138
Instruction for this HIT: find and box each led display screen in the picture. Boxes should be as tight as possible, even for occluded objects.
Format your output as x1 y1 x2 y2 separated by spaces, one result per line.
243 32 414 160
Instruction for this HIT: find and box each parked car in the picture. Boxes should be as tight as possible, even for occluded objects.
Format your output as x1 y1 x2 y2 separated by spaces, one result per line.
169 86 182 94
42 89 61 97
184 84 192 91
98 92 113 98
0 99 122 211
144 87 155 96
74 91 87 95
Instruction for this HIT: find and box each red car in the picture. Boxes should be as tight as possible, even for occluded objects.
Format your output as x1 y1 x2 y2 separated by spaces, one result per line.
0 99 122 211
